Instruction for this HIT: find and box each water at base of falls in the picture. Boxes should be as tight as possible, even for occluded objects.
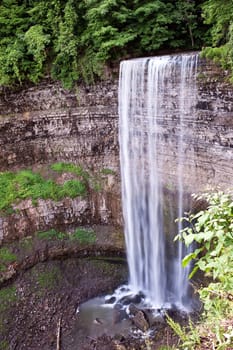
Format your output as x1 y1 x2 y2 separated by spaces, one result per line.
118 53 199 309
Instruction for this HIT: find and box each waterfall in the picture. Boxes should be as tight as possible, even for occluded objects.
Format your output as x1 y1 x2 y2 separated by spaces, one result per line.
118 53 198 308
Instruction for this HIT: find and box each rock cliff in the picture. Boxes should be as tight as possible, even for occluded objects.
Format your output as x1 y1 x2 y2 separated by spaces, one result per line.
0 58 233 243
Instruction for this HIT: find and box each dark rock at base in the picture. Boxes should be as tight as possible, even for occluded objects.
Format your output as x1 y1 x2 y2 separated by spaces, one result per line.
128 303 140 316
113 307 128 324
119 293 142 305
105 296 116 304
119 286 130 293
129 304 150 332
143 308 165 327
114 302 124 310
131 310 150 332
165 305 187 323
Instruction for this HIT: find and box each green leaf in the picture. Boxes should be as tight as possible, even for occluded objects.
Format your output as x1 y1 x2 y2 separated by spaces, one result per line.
182 252 197 268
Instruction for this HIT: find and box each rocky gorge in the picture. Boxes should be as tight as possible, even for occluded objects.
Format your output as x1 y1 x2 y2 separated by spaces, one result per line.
0 55 233 349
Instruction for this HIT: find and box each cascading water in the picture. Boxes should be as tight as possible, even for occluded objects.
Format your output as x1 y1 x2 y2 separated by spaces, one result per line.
119 53 198 309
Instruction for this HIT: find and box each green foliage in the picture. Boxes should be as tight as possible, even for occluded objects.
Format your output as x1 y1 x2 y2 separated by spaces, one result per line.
202 0 233 46
0 0 210 87
201 45 230 69
166 314 200 349
134 2 172 50
0 168 87 212
201 0 233 78
51 0 80 88
177 191 233 281
176 191 233 349
24 25 50 82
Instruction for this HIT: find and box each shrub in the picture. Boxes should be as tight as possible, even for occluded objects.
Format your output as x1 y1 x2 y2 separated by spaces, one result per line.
175 191 233 349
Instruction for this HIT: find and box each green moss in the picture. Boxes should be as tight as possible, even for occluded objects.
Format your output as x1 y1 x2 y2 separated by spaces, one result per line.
37 229 66 240
70 228 96 244
101 168 116 175
31 264 61 297
0 341 9 350
91 181 102 192
36 267 61 290
51 162 89 180
36 227 96 244
0 286 17 313
0 248 17 266
20 236 33 248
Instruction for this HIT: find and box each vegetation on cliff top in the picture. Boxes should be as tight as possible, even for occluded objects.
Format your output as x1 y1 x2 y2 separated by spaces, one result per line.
0 0 231 88
201 0 233 80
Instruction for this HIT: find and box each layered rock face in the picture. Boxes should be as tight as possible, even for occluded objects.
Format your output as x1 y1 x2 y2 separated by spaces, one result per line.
0 80 121 243
145 58 233 195
0 58 233 243
0 80 118 170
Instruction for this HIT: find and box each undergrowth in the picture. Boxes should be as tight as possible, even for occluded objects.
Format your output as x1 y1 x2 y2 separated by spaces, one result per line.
171 191 233 349
0 166 87 213
0 163 114 215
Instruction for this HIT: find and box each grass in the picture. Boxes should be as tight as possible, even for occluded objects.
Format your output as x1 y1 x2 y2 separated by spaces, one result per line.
0 162 110 214
0 168 87 213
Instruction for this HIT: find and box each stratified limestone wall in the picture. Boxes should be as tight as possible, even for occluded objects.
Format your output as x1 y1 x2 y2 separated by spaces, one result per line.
194 62 233 191
0 58 233 243
0 80 118 170
0 79 121 243
156 59 233 194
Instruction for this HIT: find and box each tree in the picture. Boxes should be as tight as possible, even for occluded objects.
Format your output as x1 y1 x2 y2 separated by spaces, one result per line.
201 0 233 78
0 0 211 88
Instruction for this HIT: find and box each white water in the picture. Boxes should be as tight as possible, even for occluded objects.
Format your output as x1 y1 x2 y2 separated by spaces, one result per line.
119 53 198 308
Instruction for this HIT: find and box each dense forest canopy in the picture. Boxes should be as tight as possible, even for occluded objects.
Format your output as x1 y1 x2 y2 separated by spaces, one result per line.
0 0 232 88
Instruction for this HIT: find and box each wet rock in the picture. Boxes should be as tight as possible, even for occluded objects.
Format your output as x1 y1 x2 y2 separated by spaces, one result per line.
119 293 142 305
94 317 104 325
131 310 150 332
129 304 150 332
119 286 130 293
143 308 165 327
166 307 188 323
113 306 128 324
128 303 140 316
105 296 116 304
